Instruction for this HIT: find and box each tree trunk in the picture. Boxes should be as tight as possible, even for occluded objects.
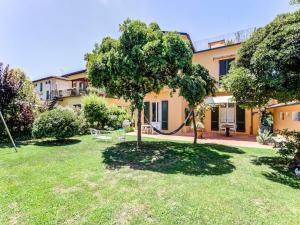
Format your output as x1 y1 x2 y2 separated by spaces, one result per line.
137 108 142 149
192 110 197 144
295 152 300 166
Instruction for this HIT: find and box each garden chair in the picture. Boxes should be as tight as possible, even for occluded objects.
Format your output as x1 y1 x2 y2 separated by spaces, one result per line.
89 128 112 142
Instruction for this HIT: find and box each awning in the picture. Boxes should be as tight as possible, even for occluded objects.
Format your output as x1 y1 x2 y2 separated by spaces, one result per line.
204 96 235 105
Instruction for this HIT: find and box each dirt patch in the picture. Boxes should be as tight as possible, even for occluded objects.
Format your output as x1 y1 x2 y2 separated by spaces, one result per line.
9 216 18 225
53 185 82 194
64 214 82 225
116 204 153 225
8 202 18 209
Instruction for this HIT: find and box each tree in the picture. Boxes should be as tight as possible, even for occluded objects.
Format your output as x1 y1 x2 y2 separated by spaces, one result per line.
0 64 36 140
86 19 193 148
170 64 216 144
223 10 300 108
290 0 300 5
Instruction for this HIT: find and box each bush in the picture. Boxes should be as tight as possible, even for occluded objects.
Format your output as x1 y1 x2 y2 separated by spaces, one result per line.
0 65 37 140
277 130 300 168
107 105 130 129
82 95 109 128
256 130 272 145
32 108 79 140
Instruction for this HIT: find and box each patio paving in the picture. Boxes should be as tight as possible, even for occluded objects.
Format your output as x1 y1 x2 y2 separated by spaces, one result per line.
127 132 272 149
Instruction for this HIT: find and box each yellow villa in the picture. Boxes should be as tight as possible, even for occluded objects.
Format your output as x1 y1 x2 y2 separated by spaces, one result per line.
33 30 300 135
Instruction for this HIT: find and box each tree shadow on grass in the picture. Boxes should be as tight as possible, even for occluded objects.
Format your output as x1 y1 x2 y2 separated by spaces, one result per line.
252 156 300 189
102 141 244 176
33 139 81 147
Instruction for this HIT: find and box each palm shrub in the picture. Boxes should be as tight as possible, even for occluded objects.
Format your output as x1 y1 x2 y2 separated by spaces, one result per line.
82 95 109 128
256 130 272 145
32 108 80 140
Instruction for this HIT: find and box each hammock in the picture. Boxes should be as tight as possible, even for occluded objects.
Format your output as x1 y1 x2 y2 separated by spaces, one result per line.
143 111 194 135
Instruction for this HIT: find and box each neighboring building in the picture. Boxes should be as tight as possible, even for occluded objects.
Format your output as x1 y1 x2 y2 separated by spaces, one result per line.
267 102 300 132
33 29 300 134
33 70 130 110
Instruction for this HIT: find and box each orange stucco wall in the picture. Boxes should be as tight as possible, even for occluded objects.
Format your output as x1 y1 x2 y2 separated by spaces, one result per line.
135 88 189 133
269 104 300 132
192 44 240 83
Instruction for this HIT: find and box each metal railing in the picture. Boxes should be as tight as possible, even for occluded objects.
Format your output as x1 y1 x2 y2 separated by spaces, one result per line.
50 88 87 99
193 27 256 52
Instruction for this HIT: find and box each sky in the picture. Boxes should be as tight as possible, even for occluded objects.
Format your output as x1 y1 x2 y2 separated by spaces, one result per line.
0 0 298 81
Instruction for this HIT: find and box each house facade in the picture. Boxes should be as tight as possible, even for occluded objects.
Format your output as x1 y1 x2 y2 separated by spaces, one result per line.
33 31 300 134
33 70 130 110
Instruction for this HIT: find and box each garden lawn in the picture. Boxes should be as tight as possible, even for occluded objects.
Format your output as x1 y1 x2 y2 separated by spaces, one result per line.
0 135 299 225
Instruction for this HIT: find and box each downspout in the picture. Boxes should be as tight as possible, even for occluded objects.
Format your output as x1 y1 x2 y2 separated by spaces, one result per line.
250 108 253 135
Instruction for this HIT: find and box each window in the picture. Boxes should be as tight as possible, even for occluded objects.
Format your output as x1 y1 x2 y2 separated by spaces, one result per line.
292 112 300 121
219 58 235 79
280 112 285 120
40 83 43 92
73 104 81 109
152 102 157 122
46 91 50 100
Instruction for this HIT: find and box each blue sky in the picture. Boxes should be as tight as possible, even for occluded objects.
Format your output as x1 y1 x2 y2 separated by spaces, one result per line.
0 0 297 80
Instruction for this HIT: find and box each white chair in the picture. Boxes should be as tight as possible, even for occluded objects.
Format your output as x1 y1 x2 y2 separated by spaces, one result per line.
89 128 112 142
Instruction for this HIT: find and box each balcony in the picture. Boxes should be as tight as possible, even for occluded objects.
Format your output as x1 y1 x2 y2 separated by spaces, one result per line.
50 88 88 99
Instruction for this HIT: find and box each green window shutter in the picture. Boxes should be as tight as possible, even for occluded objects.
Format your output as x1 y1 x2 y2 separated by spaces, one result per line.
236 105 246 132
144 102 150 124
161 101 168 130
211 106 219 131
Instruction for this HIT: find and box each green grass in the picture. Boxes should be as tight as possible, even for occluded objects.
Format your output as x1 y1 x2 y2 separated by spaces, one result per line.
0 135 299 225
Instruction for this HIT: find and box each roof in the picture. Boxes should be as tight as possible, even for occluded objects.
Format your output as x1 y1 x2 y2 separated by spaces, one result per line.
193 42 241 54
267 101 300 109
33 76 70 83
61 69 87 77
178 32 196 53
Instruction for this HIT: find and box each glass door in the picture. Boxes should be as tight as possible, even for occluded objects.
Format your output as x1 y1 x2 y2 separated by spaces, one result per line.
151 102 161 129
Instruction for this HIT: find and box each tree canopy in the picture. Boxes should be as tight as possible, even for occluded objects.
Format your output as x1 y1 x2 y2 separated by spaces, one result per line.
0 64 37 139
223 10 300 108
86 19 193 148
170 64 216 143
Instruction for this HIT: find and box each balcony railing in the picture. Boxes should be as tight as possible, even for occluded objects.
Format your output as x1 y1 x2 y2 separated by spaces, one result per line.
50 88 87 99
193 27 256 52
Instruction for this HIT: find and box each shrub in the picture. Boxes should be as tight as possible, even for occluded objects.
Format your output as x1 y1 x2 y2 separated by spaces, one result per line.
82 95 109 128
277 130 300 168
256 130 272 145
32 108 79 140
0 65 37 140
107 105 130 129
